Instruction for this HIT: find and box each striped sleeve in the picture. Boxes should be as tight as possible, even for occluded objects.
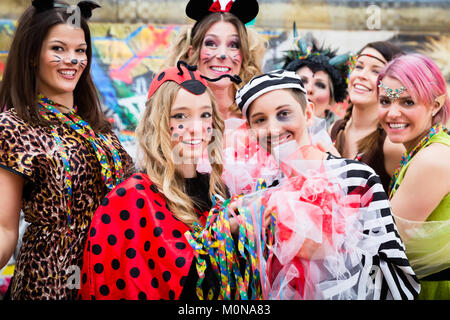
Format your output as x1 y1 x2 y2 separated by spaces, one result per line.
332 159 420 299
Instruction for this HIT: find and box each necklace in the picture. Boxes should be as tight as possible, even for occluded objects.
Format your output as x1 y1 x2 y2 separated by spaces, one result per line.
389 124 445 198
37 95 124 239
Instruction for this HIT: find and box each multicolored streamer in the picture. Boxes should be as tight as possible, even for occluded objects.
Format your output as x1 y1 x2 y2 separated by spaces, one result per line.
185 182 276 300
37 95 125 241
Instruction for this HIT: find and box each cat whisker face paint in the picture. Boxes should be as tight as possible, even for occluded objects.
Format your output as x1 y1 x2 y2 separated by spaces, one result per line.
37 23 88 99
197 21 242 86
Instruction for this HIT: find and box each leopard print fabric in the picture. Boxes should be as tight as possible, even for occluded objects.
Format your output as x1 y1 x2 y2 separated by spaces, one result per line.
0 109 134 299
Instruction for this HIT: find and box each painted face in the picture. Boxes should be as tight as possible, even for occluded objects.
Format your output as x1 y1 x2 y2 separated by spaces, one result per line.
348 47 386 107
378 76 437 151
170 88 214 164
37 23 87 102
297 66 332 118
247 89 313 155
197 21 242 90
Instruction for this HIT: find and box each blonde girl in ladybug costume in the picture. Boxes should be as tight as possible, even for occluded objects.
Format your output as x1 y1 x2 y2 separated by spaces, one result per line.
78 62 242 300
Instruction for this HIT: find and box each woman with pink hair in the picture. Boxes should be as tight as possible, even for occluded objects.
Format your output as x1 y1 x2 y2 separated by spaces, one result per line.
377 53 450 299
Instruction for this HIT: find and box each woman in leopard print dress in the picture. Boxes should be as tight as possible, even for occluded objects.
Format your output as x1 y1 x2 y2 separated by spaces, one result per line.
0 1 133 299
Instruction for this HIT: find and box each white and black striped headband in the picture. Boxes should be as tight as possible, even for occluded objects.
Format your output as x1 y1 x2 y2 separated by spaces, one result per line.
235 69 307 118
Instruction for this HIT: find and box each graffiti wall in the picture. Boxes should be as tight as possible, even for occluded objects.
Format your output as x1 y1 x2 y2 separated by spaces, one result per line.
0 1 449 298
0 19 449 158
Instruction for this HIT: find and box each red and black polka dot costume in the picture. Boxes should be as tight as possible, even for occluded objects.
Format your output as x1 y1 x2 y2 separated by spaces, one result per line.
78 61 216 300
78 173 211 300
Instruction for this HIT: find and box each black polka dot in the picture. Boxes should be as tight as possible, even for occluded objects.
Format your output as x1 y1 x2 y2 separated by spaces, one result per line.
151 277 159 288
101 214 111 224
153 227 163 237
157 71 165 81
169 290 175 300
138 292 147 300
162 271 171 282
126 248 136 259
172 230 182 238
136 198 145 209
132 175 143 180
148 259 155 269
120 210 130 221
89 227 96 237
130 267 140 278
179 276 186 287
94 263 104 274
144 241 151 252
125 229 135 240
175 242 186 250
111 259 120 270
116 188 126 197
154 200 162 207
107 234 117 246
175 257 186 268
155 211 165 220
140 217 147 228
116 279 126 290
135 184 145 190
150 184 158 193
101 197 109 206
92 244 102 255
158 247 166 258
99 285 109 296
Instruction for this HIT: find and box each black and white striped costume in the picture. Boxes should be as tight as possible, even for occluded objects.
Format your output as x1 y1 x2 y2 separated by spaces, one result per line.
313 153 421 299
232 69 420 299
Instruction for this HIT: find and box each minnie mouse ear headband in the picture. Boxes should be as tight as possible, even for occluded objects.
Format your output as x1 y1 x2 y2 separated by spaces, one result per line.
186 0 259 25
32 0 100 19
147 61 242 100
235 69 306 118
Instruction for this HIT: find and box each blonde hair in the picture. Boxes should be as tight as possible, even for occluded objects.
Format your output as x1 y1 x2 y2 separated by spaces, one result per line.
162 12 266 115
136 81 228 227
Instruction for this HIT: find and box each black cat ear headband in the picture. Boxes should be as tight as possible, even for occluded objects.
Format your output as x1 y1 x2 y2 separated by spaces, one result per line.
32 0 100 19
186 0 259 25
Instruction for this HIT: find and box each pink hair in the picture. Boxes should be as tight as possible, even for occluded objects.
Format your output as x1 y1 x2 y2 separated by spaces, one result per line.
378 53 449 125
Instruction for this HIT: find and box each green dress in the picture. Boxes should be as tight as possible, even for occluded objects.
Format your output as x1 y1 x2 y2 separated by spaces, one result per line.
390 129 450 300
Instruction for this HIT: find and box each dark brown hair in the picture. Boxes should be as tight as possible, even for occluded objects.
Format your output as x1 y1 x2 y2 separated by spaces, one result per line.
0 2 111 132
335 41 404 156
